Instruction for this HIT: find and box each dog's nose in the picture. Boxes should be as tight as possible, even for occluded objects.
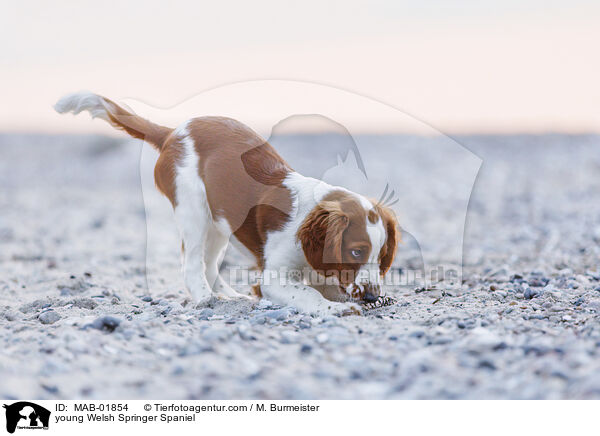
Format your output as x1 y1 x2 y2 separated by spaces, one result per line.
362 283 381 303
363 291 379 303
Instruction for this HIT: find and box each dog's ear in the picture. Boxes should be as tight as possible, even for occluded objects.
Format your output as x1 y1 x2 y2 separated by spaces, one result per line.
297 200 349 270
375 205 400 275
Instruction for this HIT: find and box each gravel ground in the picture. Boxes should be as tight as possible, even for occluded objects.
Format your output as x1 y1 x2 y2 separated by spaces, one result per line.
1 132 599 399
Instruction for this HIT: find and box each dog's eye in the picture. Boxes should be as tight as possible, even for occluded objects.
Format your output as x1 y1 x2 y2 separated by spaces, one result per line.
350 249 362 258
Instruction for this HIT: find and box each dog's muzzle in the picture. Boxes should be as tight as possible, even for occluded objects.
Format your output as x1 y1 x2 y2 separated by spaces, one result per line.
347 282 381 302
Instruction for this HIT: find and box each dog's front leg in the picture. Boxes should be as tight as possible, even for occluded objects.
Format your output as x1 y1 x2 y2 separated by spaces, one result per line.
260 266 362 317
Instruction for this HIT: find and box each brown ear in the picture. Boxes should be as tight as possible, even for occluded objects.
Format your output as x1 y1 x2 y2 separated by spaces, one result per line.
296 200 349 271
376 205 400 275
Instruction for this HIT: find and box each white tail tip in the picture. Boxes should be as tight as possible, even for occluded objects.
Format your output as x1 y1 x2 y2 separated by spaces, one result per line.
54 91 111 121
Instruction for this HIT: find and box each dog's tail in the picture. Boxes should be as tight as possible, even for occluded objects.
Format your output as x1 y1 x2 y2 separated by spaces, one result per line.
54 91 172 151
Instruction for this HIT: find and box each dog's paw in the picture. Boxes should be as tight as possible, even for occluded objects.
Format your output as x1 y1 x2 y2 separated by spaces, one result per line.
215 292 255 302
317 302 363 317
191 293 215 309
337 302 363 317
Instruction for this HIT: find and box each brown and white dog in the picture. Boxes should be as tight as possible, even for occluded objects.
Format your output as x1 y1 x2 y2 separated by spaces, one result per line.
55 92 399 316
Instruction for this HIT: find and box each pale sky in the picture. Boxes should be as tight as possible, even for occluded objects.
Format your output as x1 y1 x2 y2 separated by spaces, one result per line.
1 0 599 134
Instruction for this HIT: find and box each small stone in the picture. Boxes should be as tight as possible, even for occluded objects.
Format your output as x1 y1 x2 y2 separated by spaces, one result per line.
528 277 550 287
300 344 312 354
298 316 312 329
250 316 266 325
524 288 541 300
478 359 496 370
140 296 153 302
257 299 274 309
41 384 59 394
3 311 19 321
71 298 98 310
198 308 214 320
457 318 478 329
409 330 425 338
89 316 121 332
252 307 297 323
237 325 255 341
39 311 60 325
316 333 329 344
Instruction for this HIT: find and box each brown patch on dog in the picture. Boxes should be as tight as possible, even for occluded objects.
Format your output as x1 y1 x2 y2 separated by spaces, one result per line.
186 117 293 267
367 208 379 224
372 202 400 275
251 284 263 298
154 131 184 207
296 190 373 288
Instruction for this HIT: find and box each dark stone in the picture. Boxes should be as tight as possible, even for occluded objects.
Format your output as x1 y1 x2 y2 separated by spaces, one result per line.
88 316 121 332
524 288 541 299
300 344 312 354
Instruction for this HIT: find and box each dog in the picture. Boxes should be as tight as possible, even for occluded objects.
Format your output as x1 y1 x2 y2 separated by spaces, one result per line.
55 92 399 316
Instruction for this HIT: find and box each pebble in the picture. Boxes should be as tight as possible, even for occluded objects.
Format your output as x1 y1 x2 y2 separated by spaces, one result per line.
2 310 19 321
316 333 329 344
39 310 61 325
251 307 297 324
257 299 275 309
88 316 121 332
298 316 312 329
300 344 312 354
237 325 255 341
524 288 542 299
71 298 98 310
198 308 214 320
457 319 476 329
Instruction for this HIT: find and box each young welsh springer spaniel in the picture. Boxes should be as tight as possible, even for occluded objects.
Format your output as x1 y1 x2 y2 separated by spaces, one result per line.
55 92 399 316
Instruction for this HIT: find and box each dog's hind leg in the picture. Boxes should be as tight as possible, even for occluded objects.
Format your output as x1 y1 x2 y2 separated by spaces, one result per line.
205 223 249 299
175 202 212 304
173 127 213 304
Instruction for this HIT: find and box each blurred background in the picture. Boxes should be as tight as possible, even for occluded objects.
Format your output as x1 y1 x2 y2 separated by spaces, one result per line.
1 0 599 135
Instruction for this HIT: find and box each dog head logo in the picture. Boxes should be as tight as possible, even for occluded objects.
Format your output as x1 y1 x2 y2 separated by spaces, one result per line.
3 402 50 434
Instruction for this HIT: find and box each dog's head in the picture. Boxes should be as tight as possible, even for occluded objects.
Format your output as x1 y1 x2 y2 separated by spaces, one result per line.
297 190 399 302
